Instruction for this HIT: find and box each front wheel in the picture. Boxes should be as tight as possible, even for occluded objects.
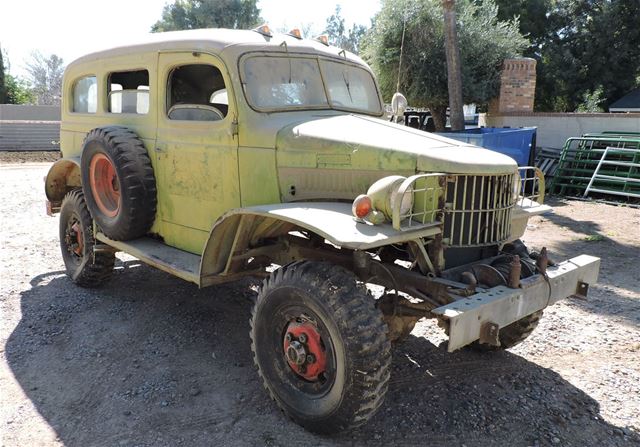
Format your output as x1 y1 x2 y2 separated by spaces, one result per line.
250 261 391 433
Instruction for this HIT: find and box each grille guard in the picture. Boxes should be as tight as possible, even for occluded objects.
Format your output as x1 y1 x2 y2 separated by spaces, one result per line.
392 167 546 246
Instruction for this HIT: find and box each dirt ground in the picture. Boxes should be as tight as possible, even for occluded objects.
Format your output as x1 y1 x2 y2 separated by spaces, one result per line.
1 159 639 446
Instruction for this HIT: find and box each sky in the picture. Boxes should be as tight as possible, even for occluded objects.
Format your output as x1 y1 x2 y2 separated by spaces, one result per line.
0 0 381 78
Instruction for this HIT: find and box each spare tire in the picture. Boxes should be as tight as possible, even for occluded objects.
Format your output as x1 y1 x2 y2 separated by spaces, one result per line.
81 126 157 241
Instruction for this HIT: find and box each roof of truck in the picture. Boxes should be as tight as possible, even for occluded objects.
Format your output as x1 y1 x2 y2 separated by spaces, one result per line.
67 28 364 68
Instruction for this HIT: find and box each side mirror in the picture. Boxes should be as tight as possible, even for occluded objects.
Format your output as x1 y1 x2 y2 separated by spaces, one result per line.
391 92 408 120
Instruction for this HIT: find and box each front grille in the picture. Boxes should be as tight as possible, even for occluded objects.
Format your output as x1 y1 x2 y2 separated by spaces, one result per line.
443 174 515 247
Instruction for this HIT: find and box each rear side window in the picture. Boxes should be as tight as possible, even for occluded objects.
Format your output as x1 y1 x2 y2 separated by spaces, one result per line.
108 69 149 114
72 76 97 113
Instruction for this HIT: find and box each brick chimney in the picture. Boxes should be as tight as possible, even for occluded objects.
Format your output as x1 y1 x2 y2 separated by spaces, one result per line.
493 58 537 113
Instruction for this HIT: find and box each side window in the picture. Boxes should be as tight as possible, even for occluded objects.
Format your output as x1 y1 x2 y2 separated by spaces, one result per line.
73 76 97 113
167 64 228 121
108 70 149 114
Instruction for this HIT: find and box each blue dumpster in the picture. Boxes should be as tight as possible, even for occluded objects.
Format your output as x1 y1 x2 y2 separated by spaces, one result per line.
436 127 537 166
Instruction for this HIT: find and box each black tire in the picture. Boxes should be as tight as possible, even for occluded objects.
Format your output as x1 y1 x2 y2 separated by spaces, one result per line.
471 310 544 352
81 126 156 241
59 189 115 287
250 261 392 433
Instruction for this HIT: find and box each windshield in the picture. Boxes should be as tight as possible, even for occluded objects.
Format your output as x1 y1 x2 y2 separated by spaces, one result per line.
242 55 382 115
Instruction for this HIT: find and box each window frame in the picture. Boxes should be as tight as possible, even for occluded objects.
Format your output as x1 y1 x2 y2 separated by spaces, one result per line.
106 68 150 116
164 61 230 123
70 75 98 115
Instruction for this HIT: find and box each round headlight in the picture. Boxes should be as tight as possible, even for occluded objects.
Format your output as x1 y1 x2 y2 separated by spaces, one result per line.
390 184 414 216
512 172 522 202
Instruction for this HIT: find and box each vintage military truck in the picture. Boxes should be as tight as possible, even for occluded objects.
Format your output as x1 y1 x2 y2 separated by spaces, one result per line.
44 27 600 433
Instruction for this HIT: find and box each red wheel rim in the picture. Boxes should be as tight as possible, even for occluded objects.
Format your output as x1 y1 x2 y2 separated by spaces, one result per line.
283 320 328 382
71 222 84 256
89 153 120 218
64 216 84 259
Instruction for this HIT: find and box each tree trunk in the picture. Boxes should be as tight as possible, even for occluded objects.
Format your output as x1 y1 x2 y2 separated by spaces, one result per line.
430 105 447 132
443 0 465 132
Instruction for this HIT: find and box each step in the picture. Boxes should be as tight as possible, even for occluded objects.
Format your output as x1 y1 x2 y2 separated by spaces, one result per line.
96 233 201 285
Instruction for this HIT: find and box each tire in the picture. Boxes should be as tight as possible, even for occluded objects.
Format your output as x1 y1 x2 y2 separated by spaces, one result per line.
59 189 115 287
81 126 156 240
250 261 392 433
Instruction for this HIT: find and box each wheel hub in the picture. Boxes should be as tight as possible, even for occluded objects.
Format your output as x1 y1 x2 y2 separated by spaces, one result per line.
64 218 84 257
89 153 121 218
283 320 327 381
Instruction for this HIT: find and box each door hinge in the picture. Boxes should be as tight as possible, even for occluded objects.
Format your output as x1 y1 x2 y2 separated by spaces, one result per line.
231 117 239 137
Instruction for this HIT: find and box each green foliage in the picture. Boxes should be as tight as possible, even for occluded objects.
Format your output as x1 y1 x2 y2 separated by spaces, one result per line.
0 45 6 103
486 0 551 56
4 74 35 104
151 0 261 32
490 0 640 112
324 6 368 54
25 52 64 106
1 47 35 105
576 86 605 113
364 0 526 114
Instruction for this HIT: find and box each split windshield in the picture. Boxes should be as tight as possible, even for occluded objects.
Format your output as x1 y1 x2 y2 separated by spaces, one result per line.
242 55 382 115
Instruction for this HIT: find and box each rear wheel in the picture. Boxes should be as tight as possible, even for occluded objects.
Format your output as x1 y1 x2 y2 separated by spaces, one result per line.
250 261 391 433
59 189 115 287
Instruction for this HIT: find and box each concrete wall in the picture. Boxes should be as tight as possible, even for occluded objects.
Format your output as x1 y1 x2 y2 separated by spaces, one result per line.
0 105 61 151
0 104 61 121
482 112 640 149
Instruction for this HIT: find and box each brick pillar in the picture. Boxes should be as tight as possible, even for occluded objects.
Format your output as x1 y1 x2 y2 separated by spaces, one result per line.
495 58 537 113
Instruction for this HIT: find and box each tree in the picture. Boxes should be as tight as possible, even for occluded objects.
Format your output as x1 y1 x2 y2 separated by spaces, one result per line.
364 0 526 130
324 5 368 54
4 74 35 104
1 48 35 105
489 0 640 111
0 44 6 103
442 0 464 131
151 0 261 32
25 51 64 106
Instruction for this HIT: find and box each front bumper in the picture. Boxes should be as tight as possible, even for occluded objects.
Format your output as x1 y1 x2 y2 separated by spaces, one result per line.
431 254 600 352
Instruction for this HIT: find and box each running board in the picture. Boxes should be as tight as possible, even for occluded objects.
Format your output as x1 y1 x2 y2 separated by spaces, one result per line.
95 233 201 285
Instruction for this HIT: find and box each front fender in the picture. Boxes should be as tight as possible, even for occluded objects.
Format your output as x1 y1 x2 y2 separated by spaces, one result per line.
199 202 441 282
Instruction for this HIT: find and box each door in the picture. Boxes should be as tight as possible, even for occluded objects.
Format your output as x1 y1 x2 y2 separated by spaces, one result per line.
155 52 240 254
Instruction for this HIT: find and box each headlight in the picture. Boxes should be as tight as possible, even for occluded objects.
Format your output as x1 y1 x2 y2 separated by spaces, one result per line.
512 172 522 202
366 176 413 221
390 184 414 216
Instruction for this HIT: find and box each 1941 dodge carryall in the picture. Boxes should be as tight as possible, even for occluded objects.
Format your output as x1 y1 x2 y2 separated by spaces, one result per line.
44 27 600 433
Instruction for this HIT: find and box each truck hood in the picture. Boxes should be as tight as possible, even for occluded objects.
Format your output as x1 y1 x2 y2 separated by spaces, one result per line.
276 114 517 175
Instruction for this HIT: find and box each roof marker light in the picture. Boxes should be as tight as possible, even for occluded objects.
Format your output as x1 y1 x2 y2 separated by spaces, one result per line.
288 28 303 39
314 34 329 46
253 24 272 37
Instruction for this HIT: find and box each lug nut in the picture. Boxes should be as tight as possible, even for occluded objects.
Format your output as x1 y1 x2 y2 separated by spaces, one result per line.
306 354 315 364
285 332 293 342
298 333 308 343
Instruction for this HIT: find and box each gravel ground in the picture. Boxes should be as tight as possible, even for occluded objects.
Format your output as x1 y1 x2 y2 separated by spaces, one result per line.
1 160 639 446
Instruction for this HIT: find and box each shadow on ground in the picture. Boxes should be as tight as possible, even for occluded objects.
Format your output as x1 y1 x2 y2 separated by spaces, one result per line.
5 263 638 447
